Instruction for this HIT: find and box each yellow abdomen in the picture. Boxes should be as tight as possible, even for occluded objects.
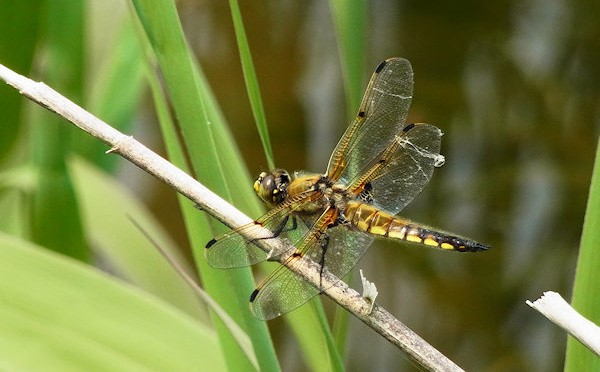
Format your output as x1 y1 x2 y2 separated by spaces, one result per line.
343 201 487 252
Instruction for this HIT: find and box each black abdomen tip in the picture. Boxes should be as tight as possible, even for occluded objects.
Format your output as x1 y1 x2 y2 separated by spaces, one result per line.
460 240 490 252
470 242 490 252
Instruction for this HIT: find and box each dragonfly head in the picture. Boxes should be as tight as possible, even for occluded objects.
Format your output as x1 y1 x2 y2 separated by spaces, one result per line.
254 169 291 207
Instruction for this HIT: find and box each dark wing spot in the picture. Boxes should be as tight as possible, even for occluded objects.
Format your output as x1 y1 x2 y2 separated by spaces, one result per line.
375 60 387 73
205 238 217 249
402 123 416 132
357 111 366 118
249 289 259 302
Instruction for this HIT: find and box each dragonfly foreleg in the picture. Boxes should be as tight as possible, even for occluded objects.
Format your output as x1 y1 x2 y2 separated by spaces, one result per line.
250 216 306 261
248 215 291 245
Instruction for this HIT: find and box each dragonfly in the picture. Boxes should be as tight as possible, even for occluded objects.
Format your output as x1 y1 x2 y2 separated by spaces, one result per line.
205 57 489 320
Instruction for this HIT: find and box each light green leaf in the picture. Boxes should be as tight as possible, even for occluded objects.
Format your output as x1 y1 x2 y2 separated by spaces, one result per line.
0 232 226 371
68 155 207 321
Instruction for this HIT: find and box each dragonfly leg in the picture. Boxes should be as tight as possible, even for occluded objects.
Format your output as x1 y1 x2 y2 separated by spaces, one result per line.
317 232 330 289
248 215 292 246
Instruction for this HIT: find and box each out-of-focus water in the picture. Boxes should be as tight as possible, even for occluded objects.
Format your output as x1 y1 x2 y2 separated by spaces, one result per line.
182 1 600 370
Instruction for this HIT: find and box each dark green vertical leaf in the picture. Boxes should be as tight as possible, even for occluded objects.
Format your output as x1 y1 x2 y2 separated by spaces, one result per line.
30 0 87 260
0 0 42 161
565 138 600 371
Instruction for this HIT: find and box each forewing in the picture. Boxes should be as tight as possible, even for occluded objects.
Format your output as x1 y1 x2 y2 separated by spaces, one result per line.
327 58 413 183
350 123 444 215
205 212 289 268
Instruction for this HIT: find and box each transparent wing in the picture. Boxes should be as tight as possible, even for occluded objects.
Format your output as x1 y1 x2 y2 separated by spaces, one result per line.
250 209 374 320
327 58 413 184
205 193 314 268
250 257 320 320
348 123 444 215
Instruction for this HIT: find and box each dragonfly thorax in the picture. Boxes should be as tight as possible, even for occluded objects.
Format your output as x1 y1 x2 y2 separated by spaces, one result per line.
254 169 336 213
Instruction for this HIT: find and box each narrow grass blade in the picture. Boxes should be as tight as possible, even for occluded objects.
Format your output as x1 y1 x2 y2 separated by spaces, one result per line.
229 0 275 170
565 137 600 371
329 0 368 116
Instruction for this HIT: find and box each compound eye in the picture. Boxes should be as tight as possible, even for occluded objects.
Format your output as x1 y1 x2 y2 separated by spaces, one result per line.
254 169 290 206
253 172 268 193
255 173 275 202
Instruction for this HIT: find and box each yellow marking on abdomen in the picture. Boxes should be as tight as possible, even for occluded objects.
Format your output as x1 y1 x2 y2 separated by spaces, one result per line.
344 201 488 252
346 202 392 237
423 237 439 247
440 242 455 250
405 233 423 244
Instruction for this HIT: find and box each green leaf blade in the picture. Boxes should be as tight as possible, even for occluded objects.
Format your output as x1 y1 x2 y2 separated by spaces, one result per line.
0 233 226 371
565 137 600 371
